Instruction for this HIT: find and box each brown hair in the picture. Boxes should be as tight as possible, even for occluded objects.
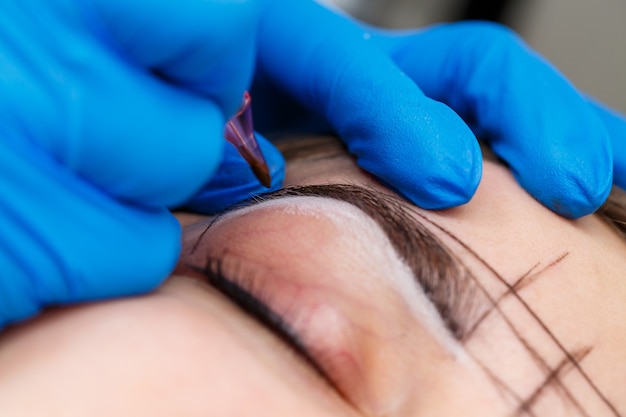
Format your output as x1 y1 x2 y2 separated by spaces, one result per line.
597 187 626 239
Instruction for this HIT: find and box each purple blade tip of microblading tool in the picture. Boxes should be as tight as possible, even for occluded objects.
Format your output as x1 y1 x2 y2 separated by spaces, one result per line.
224 91 272 188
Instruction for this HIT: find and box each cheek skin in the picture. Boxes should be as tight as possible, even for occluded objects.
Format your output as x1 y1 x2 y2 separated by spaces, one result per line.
0 278 359 417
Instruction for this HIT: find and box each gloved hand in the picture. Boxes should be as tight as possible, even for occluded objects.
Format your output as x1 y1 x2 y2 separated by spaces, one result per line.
254 0 621 218
588 100 626 190
0 0 284 329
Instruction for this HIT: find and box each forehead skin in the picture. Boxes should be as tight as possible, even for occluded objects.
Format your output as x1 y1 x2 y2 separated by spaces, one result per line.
0 277 359 416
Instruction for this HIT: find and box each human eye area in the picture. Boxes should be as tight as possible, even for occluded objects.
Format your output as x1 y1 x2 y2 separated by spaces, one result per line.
189 252 445 416
177 184 496 415
246 184 487 340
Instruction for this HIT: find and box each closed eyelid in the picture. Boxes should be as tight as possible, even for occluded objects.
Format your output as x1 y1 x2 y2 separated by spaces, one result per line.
192 183 480 340
190 258 338 388
271 185 480 339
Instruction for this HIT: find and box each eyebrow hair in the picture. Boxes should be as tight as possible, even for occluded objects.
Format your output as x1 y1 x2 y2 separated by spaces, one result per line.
225 183 481 340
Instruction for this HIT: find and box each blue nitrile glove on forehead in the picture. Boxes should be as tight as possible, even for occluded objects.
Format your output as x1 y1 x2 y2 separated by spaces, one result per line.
254 0 626 217
2 0 626 330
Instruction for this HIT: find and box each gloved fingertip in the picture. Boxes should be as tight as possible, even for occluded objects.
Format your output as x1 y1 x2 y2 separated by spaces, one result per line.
409 158 481 210
342 83 483 210
367 141 482 211
181 134 285 213
517 166 612 219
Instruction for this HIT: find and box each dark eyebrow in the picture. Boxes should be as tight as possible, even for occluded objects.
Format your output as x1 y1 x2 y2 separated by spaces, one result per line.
220 183 480 340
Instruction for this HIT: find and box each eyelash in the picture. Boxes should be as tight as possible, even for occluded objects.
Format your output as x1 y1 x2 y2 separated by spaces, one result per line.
192 257 341 391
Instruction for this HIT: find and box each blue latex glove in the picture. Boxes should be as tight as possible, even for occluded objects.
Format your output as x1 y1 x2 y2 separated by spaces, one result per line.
255 0 617 218
588 99 626 190
0 0 283 328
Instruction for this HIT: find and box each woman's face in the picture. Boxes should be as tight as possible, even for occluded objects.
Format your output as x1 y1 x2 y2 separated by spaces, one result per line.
2 137 626 416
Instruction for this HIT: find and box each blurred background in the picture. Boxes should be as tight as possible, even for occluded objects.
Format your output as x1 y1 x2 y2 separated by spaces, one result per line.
323 0 626 114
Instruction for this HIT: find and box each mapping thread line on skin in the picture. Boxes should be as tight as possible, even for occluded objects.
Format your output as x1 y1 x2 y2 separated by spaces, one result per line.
429 237 590 416
518 347 593 415
513 252 571 292
400 211 587 414
415 211 621 417
189 216 220 255
417 213 604 416
470 358 535 416
461 252 571 342
471 344 589 417
445 255 587 416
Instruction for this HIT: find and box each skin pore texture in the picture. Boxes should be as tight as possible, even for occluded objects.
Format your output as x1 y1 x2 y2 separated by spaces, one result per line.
1 136 626 416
